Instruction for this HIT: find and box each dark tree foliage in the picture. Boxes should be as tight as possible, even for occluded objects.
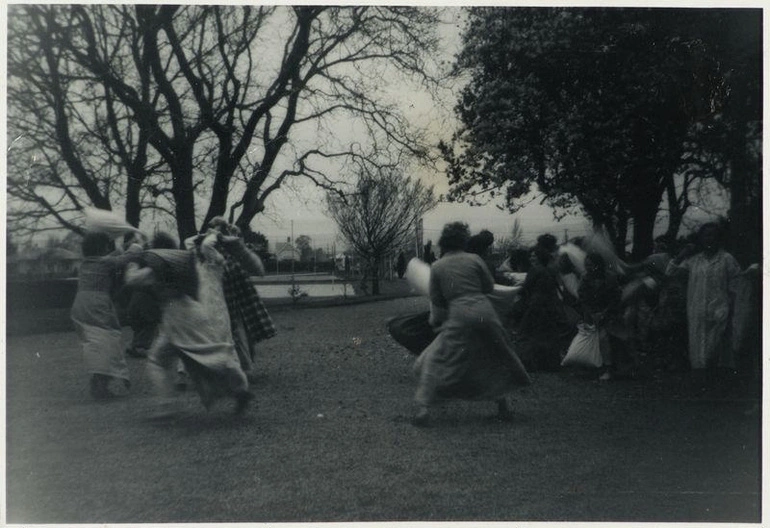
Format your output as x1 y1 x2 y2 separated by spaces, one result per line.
442 7 761 260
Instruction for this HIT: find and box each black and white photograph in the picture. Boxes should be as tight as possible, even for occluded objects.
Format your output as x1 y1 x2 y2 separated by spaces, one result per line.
3 2 763 524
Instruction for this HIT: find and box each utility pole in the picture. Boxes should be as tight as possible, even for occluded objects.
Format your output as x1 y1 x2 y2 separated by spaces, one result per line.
415 217 424 259
291 220 295 281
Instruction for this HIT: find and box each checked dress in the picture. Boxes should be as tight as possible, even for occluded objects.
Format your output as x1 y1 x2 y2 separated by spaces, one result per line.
220 242 276 377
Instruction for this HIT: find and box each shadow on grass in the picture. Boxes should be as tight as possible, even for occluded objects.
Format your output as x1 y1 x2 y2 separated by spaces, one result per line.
391 409 536 429
142 409 259 433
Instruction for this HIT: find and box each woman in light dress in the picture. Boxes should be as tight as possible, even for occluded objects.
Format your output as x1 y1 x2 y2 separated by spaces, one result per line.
667 222 741 377
71 232 141 399
125 231 253 414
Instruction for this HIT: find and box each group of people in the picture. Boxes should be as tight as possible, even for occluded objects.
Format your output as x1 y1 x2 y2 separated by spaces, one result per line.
72 210 756 425
70 215 276 416
399 219 759 426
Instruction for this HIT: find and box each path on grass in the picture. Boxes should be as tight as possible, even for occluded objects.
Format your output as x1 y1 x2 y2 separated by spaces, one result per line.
6 297 760 523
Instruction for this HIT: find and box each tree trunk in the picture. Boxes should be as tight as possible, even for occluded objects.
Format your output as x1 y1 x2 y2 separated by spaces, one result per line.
613 211 628 259
661 173 684 242
202 138 235 228
630 197 659 260
125 174 142 228
234 164 272 230
728 147 761 267
369 258 380 295
171 150 198 241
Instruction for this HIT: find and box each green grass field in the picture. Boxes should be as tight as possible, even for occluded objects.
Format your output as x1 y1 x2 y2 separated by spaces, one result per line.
6 297 761 523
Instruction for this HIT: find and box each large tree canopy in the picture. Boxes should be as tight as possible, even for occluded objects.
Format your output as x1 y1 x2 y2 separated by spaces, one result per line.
7 5 443 241
442 7 761 259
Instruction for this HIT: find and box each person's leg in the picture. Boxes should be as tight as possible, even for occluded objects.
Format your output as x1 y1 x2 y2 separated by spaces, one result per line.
146 336 180 417
128 323 156 357
495 398 514 421
175 358 188 391
598 327 613 380
232 318 256 381
413 347 441 426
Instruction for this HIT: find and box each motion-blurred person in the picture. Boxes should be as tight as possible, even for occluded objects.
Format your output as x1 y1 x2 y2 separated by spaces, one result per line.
125 231 253 415
412 222 530 426
622 236 679 370
516 245 575 371
465 229 497 277
124 232 178 358
207 217 276 381
578 252 628 381
71 232 137 399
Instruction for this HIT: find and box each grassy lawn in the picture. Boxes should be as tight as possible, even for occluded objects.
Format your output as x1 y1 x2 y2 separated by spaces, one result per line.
6 297 761 523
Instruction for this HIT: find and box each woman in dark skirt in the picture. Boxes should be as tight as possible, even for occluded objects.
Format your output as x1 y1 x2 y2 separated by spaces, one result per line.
516 245 575 371
412 222 531 426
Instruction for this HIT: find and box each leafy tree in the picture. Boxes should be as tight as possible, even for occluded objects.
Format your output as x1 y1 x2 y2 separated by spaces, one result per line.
241 228 270 262
7 5 445 241
295 235 314 263
326 166 436 295
442 7 761 259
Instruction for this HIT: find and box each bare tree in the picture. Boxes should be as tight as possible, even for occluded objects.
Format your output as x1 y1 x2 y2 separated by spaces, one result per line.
7 5 445 241
326 166 436 295
7 6 173 238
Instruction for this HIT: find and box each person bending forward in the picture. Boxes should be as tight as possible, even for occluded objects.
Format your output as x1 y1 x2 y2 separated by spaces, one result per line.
126 232 252 414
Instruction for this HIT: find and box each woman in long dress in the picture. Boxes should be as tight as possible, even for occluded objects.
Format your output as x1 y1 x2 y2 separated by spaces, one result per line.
125 231 252 414
71 232 139 399
413 222 531 426
207 217 276 381
577 252 626 380
517 245 574 371
667 222 741 375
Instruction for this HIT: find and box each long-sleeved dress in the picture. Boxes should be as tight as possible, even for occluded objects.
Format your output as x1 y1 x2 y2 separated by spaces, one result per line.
140 238 249 406
517 264 574 371
414 251 531 406
71 254 135 385
218 241 276 378
668 250 740 369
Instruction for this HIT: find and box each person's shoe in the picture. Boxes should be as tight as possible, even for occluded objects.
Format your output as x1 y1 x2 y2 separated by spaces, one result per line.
496 409 515 422
234 391 255 415
89 375 111 400
174 372 188 392
411 408 430 427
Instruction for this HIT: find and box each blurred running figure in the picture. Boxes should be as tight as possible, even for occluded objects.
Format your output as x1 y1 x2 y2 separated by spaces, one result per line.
207 217 276 381
71 232 139 399
124 232 178 358
125 231 253 415
412 222 531 426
